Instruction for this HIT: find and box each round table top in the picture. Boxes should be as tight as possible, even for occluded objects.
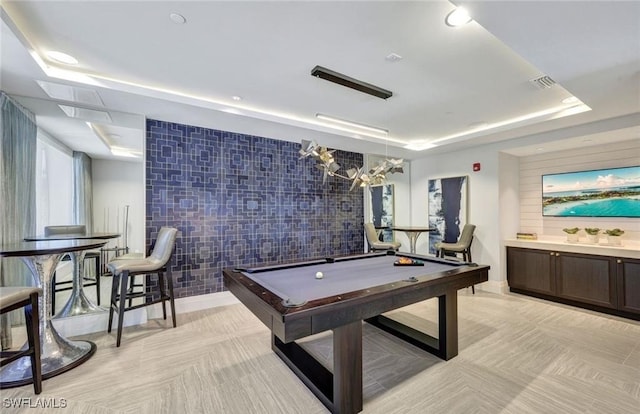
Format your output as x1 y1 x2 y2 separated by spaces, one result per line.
0 239 108 257
24 232 120 241
390 227 436 232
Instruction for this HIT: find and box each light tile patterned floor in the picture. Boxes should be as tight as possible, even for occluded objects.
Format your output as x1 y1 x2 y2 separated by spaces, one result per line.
2 290 639 413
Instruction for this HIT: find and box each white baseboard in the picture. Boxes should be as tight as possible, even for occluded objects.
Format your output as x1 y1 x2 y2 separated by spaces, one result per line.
147 291 238 319
475 279 509 294
52 307 147 338
53 291 239 337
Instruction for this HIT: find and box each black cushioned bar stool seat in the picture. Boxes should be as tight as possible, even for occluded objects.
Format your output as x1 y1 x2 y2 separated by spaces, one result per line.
0 287 43 394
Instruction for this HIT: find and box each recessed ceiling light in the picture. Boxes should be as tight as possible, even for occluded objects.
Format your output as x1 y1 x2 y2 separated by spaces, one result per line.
169 13 186 24
445 7 472 27
45 50 78 65
232 95 242 101
562 96 579 104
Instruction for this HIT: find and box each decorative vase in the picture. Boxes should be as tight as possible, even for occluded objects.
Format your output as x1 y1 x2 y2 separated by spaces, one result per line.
586 234 599 244
608 235 622 246
566 233 579 243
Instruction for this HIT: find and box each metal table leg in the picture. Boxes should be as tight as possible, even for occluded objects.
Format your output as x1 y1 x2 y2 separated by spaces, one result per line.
0 254 96 388
54 250 106 318
405 231 420 254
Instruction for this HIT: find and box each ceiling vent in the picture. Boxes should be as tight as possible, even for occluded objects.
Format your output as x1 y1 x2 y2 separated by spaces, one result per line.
311 65 393 99
36 80 104 106
529 75 556 89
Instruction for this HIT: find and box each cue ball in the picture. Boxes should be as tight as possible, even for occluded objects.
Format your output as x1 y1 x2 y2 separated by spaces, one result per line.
315 271 324 279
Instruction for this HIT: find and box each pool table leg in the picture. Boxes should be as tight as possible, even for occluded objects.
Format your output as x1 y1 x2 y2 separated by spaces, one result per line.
334 321 363 414
439 290 458 360
365 290 459 361
272 320 364 414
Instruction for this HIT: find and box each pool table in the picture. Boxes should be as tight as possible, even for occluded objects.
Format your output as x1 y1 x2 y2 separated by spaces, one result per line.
223 251 489 414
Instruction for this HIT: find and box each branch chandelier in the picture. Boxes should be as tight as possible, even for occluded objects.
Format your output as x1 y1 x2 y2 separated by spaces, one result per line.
299 140 404 191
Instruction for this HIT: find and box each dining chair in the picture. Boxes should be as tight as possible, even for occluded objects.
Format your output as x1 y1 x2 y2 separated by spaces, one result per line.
107 227 178 347
44 225 101 311
436 224 476 292
364 223 401 252
0 287 42 394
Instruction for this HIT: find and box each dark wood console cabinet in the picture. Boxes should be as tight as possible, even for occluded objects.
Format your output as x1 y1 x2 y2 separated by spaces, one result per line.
617 257 640 314
507 247 640 320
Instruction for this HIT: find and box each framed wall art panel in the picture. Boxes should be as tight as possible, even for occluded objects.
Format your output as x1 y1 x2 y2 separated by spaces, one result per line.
428 176 468 254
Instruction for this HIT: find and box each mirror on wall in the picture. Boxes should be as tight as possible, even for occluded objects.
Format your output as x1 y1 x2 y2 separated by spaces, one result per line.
370 184 396 242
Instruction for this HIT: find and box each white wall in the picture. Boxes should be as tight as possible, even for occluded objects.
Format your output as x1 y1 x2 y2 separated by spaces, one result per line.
498 152 520 286
410 143 505 291
518 140 640 241
92 159 145 255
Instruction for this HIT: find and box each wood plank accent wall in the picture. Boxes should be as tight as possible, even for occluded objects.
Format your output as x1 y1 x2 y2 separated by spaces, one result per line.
518 139 640 240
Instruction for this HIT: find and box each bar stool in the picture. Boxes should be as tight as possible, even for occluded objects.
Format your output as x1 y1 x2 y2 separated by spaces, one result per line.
107 227 178 347
0 287 42 394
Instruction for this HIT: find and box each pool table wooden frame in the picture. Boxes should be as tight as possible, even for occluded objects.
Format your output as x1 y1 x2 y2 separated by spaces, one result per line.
223 252 489 414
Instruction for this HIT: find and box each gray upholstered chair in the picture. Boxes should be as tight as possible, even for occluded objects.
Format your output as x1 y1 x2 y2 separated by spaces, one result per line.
107 227 178 347
0 287 42 394
44 225 101 311
436 224 476 292
364 223 401 252
44 225 87 236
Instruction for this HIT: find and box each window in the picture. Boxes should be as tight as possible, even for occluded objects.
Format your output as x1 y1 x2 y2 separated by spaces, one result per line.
36 131 73 231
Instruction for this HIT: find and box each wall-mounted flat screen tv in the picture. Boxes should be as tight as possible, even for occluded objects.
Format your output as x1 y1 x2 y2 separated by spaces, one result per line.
542 166 640 217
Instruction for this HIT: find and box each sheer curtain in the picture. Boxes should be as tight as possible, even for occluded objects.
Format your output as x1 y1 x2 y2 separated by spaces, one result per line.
0 92 37 349
73 151 93 232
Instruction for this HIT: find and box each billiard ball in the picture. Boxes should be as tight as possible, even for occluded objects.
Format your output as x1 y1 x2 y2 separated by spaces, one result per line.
315 271 324 279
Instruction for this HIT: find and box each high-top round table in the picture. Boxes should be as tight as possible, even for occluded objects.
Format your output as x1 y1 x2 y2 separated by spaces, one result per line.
24 233 120 317
0 239 107 388
390 226 436 254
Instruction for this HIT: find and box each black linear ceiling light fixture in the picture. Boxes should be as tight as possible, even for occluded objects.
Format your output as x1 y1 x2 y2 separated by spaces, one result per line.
311 65 393 99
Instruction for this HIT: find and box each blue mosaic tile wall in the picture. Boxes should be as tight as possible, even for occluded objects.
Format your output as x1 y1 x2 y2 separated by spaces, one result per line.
145 119 364 298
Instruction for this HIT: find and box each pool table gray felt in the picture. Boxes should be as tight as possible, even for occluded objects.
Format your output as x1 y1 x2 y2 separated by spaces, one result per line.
243 255 461 305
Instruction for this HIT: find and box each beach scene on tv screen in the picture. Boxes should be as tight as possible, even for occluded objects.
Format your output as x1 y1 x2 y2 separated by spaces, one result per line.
542 166 640 217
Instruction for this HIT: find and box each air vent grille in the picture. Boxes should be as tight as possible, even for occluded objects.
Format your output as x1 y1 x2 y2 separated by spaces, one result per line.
529 75 556 89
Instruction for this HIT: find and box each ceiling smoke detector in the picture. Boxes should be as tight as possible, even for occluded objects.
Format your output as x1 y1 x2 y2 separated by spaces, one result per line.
169 13 186 24
529 75 556 89
385 53 403 62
